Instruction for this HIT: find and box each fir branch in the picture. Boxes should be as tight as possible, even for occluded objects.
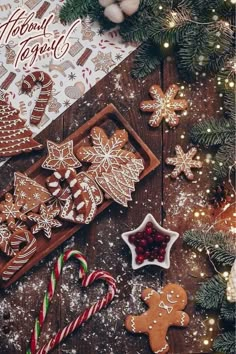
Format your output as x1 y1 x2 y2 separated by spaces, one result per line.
221 298 236 322
183 230 236 266
196 274 226 309
213 331 236 354
213 141 235 179
131 42 161 78
190 118 235 146
224 91 236 121
60 0 97 24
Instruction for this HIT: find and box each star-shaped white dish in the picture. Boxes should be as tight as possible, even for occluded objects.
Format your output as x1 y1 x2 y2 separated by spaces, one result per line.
121 213 179 270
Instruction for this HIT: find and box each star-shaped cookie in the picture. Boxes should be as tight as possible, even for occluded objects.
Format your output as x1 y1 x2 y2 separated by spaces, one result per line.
27 204 62 239
0 193 27 231
76 127 136 178
42 140 81 171
165 145 203 180
140 84 188 128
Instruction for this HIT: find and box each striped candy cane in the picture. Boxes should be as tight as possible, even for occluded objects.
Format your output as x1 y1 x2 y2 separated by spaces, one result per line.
26 250 88 354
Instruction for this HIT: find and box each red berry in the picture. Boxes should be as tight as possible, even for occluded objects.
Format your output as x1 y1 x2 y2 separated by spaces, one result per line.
148 255 155 261
146 221 153 228
162 242 167 248
136 232 143 239
136 255 145 264
129 235 136 244
144 251 151 259
154 234 164 243
157 255 165 262
165 235 170 242
139 239 148 248
159 248 166 256
136 246 145 255
145 227 153 235
152 228 157 234
146 236 154 245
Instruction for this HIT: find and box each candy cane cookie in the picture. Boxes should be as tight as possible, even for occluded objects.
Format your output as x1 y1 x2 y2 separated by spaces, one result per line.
0 230 37 282
22 71 53 125
46 168 87 222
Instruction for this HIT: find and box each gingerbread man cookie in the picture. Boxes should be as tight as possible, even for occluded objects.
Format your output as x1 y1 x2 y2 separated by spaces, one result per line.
125 283 190 354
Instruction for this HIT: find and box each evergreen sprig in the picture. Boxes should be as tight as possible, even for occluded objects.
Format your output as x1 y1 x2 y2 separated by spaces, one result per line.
213 331 236 354
221 299 236 321
196 274 226 309
131 42 161 78
183 230 236 266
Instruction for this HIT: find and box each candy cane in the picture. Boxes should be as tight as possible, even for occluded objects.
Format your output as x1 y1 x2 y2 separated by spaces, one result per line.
22 71 53 125
26 252 116 354
26 250 88 354
46 168 86 217
0 230 37 282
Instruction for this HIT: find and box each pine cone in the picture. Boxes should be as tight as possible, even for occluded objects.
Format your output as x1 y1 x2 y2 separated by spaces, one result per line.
209 185 232 208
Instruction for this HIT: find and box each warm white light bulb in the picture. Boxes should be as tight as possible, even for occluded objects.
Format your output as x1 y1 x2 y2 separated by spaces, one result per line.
163 42 169 48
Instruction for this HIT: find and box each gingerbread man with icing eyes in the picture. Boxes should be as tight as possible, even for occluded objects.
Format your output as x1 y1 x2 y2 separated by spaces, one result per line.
125 283 190 354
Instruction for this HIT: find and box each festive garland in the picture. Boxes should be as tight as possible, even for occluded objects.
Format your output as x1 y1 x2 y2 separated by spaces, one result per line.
184 230 236 354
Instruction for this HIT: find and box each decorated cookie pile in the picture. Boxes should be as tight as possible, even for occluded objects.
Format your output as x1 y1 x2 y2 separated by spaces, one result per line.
0 126 144 283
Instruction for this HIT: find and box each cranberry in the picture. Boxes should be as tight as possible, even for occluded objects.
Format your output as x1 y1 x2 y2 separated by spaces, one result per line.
144 251 151 259
146 236 154 245
139 239 148 248
145 227 153 235
152 228 157 235
165 235 170 242
154 234 164 243
148 255 155 261
136 246 145 255
136 255 145 264
129 235 136 244
136 232 143 239
162 242 167 248
146 221 153 228
159 248 166 256
157 255 165 262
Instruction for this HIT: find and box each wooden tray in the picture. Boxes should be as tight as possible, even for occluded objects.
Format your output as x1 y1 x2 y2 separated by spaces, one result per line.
0 104 160 288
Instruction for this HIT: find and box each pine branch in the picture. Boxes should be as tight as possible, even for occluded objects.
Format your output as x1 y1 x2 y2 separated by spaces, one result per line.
190 118 235 146
131 42 161 78
213 141 235 179
196 274 226 309
183 230 236 266
213 331 236 354
221 298 236 322
60 0 97 24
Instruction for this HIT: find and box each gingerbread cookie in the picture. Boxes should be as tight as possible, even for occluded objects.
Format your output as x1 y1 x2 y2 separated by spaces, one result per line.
27 204 62 239
0 193 27 231
96 158 144 207
165 145 203 180
140 84 188 128
0 223 14 257
22 71 53 125
14 172 52 213
125 284 190 354
76 127 136 178
0 230 37 282
0 99 42 157
42 140 81 171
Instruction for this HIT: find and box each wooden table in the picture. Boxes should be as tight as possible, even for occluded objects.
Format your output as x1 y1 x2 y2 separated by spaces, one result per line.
0 51 222 354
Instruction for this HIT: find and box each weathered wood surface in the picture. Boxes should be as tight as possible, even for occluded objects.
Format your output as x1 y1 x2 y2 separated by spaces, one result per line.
0 51 222 354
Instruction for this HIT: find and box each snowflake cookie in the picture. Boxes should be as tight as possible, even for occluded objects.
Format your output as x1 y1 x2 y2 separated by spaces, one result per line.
165 145 203 180
140 84 188 128
76 127 136 178
0 193 27 231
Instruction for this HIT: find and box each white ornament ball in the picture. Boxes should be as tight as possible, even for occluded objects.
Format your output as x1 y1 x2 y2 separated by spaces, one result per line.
227 259 236 303
104 4 125 23
99 0 115 8
120 0 140 16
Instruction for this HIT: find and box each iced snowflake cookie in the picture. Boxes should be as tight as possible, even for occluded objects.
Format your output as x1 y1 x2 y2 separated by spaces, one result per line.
140 84 188 128
125 283 190 353
0 193 27 231
75 126 136 178
165 145 203 180
27 204 62 239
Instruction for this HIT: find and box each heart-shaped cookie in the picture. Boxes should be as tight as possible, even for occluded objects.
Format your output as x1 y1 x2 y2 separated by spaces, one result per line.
27 250 117 354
